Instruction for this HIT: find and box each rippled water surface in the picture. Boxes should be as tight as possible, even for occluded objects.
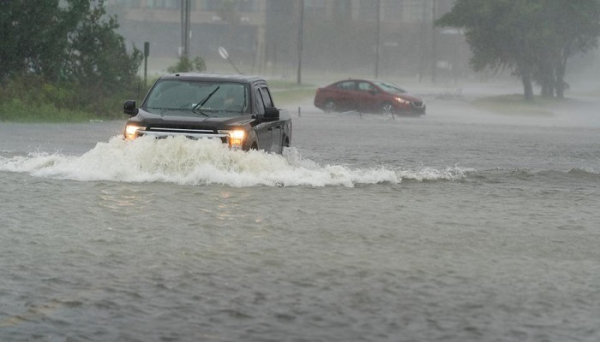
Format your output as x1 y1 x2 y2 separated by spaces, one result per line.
1 95 600 342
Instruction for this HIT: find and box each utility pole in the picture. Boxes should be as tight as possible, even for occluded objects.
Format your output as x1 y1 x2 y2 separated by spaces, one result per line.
375 0 381 79
144 42 149 88
431 0 438 83
253 1 267 75
181 0 191 58
297 0 304 85
418 0 428 82
180 2 184 57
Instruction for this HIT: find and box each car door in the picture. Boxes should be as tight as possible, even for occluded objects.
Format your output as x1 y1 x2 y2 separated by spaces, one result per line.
355 81 379 112
253 85 274 152
334 81 357 112
259 86 282 153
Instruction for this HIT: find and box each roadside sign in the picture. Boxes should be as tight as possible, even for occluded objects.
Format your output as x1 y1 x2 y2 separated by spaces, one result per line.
217 46 242 74
218 46 229 60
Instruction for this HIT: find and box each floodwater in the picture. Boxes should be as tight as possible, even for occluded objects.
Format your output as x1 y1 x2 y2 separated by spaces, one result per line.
1 87 599 342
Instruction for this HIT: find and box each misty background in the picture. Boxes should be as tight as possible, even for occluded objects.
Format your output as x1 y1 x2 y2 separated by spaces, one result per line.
106 0 600 88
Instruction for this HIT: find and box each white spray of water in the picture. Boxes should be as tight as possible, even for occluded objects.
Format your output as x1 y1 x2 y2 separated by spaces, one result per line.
0 136 468 187
397 166 474 181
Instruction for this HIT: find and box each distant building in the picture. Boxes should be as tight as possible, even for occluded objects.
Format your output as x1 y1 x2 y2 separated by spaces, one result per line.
105 0 267 73
106 0 466 81
264 0 463 80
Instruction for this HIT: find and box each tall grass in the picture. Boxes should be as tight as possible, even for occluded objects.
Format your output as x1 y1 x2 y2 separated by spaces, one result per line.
0 75 145 122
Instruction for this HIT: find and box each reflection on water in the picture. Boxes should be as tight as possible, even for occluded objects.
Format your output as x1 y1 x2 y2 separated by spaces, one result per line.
98 186 155 211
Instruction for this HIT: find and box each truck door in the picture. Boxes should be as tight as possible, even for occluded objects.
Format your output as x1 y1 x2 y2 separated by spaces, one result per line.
259 86 282 153
254 86 273 152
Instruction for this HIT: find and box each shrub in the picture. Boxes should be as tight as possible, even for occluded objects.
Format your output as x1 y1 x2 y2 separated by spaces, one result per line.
167 56 207 73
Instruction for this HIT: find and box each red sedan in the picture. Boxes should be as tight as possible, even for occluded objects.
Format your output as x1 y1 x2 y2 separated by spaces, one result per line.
314 79 426 115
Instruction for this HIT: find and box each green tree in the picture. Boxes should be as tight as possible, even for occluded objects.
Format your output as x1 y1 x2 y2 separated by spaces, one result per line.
0 0 141 108
541 1 600 98
63 1 142 94
0 0 72 82
436 0 600 101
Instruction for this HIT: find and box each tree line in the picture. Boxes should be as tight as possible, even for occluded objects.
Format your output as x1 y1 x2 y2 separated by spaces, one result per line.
437 0 600 101
2 0 599 121
0 0 142 120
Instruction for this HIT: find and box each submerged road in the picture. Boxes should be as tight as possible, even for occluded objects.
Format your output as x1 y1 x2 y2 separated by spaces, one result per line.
1 88 599 341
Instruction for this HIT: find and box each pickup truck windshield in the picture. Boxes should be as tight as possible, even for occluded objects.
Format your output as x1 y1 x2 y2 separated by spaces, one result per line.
144 80 249 115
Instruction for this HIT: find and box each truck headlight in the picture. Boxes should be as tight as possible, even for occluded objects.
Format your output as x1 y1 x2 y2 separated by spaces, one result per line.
218 129 246 149
125 125 145 140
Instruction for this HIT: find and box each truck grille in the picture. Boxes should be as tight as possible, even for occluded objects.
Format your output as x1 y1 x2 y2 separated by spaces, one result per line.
138 127 228 141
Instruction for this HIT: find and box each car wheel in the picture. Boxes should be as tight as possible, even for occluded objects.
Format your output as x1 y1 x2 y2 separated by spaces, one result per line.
380 102 395 115
323 100 336 113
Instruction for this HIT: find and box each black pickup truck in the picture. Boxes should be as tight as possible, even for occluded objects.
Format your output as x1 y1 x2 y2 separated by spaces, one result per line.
122 73 292 154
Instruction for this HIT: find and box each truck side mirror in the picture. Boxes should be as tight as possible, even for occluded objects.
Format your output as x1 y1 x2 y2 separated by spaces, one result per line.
263 107 280 121
123 100 138 116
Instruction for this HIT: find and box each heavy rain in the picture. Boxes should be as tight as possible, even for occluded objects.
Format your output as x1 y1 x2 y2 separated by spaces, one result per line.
1 1 600 341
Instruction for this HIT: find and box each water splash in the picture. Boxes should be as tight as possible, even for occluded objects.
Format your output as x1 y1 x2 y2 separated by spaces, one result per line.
0 136 477 187
0 136 396 187
397 166 475 182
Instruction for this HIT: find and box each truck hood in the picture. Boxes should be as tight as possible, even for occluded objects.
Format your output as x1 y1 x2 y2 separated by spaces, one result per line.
129 108 255 129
